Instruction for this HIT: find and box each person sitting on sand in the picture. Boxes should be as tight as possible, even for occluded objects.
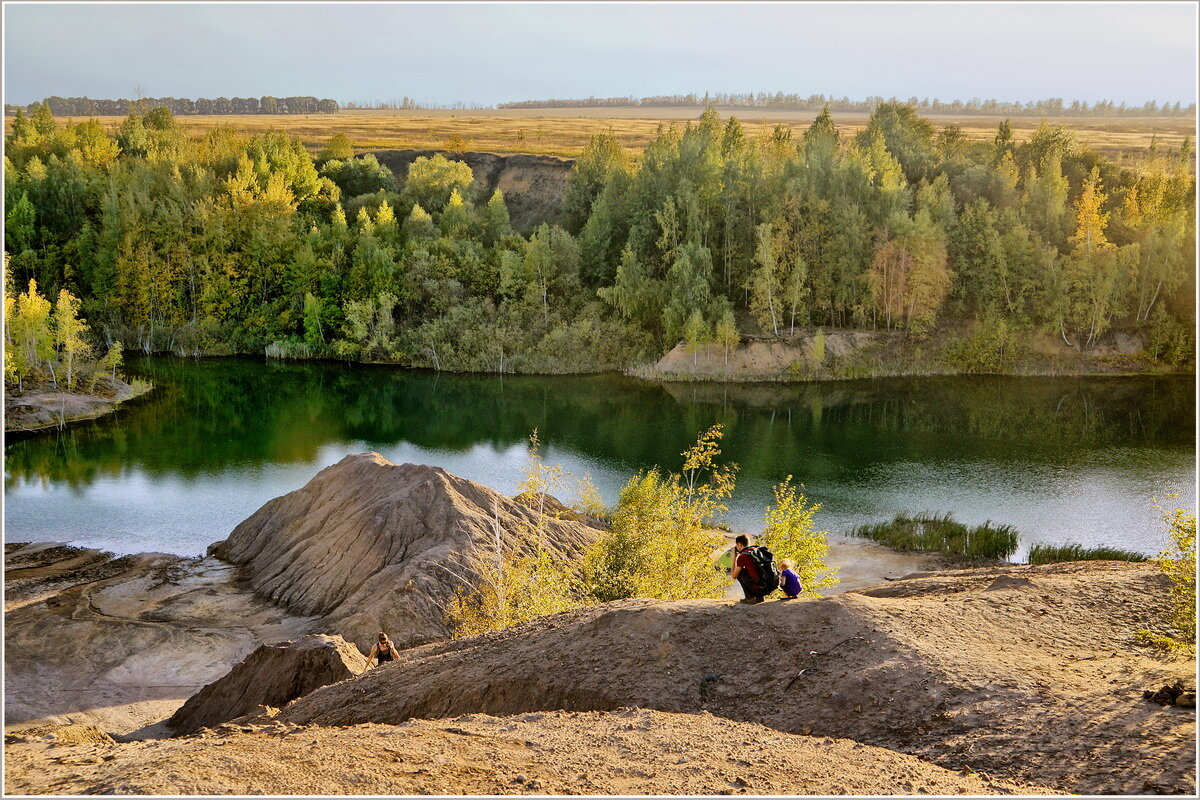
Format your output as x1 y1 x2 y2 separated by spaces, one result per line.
367 632 400 667
778 559 802 599
731 534 766 604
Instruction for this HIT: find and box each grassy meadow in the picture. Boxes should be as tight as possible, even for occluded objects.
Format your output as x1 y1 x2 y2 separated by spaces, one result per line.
6 106 1195 160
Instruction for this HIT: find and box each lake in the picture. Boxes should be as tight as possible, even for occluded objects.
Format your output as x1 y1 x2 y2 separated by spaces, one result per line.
4 357 1195 563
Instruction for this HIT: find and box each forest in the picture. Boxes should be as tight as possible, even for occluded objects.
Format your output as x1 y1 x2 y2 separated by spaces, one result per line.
500 93 1197 117
3 101 1195 376
4 95 340 117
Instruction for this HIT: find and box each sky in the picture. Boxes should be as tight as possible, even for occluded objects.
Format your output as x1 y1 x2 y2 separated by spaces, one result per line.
3 2 1197 106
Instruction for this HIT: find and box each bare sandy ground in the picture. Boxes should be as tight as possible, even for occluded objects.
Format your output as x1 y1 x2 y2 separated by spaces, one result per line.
275 562 1195 795
3 708 1058 796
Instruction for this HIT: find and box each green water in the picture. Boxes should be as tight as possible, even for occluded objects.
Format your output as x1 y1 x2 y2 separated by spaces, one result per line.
4 356 1195 560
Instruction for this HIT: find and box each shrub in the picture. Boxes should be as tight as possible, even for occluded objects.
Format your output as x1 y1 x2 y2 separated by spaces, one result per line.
1027 543 1148 564
758 477 838 595
1147 306 1195 368
942 316 1024 373
581 425 735 601
848 512 1018 561
1138 506 1196 655
443 542 579 638
442 433 580 637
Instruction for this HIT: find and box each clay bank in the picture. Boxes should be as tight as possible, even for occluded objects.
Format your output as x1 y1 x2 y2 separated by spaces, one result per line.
4 453 1195 796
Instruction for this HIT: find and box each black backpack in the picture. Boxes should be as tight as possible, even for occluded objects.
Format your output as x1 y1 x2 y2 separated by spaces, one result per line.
745 545 780 596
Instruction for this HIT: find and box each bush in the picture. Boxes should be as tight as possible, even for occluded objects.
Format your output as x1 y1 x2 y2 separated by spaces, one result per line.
319 154 396 198
1138 506 1196 655
581 425 735 601
443 545 579 638
1147 306 1195 368
442 433 581 637
1027 543 1148 564
941 316 1024 373
758 477 838 595
848 512 1018 561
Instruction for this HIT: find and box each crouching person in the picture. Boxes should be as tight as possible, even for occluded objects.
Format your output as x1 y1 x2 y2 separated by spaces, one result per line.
367 631 400 668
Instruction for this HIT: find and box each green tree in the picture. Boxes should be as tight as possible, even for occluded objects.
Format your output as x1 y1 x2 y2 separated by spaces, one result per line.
683 309 709 367
52 288 90 390
320 133 355 161
303 292 325 346
856 101 937 183
404 153 474 212
561 131 629 233
480 189 512 245
749 222 784 335
663 240 716 344
714 308 739 367
5 191 37 254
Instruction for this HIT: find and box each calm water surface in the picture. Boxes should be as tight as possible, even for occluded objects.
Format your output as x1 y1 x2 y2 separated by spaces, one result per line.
4 357 1195 561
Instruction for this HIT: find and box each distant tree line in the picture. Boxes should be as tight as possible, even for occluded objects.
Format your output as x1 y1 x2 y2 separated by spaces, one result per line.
341 99 490 111
500 93 1196 117
5 95 340 117
3 101 1194 376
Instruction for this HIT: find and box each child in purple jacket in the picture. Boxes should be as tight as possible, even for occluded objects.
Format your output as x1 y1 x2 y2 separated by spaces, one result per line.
779 559 802 599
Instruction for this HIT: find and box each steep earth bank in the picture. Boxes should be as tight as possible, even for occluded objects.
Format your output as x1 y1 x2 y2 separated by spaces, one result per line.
371 149 572 233
4 375 152 434
645 326 1170 383
165 634 370 735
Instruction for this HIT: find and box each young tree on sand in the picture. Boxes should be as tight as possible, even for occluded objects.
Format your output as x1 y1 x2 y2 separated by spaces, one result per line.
758 477 838 595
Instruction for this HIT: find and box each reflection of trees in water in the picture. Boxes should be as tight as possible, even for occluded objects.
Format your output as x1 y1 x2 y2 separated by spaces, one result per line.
5 357 1193 491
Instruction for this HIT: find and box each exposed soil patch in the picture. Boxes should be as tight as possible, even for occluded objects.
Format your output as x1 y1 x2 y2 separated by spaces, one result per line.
211 452 601 651
167 634 369 735
3 709 1057 796
644 327 1164 383
278 562 1194 795
3 547 319 734
371 149 572 233
4 376 151 434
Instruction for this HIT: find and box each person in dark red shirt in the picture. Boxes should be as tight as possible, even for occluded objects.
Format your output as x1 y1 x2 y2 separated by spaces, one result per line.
730 534 765 604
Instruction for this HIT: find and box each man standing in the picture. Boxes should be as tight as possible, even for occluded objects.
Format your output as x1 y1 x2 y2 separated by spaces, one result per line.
730 534 766 604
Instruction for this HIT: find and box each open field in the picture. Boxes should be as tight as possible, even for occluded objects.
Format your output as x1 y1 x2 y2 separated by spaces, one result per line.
8 107 1195 160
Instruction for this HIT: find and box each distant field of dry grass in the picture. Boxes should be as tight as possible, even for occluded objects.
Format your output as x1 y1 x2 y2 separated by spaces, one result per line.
10 106 1195 161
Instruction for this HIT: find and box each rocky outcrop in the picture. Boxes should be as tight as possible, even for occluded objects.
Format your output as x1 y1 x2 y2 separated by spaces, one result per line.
167 634 368 735
209 452 600 650
371 149 572 232
277 562 1193 795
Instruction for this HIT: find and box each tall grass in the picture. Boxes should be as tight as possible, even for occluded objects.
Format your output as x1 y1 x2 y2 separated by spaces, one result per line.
847 512 1018 562
1027 543 1148 564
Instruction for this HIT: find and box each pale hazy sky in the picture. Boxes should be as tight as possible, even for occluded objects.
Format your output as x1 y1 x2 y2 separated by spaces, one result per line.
3 2 1197 106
